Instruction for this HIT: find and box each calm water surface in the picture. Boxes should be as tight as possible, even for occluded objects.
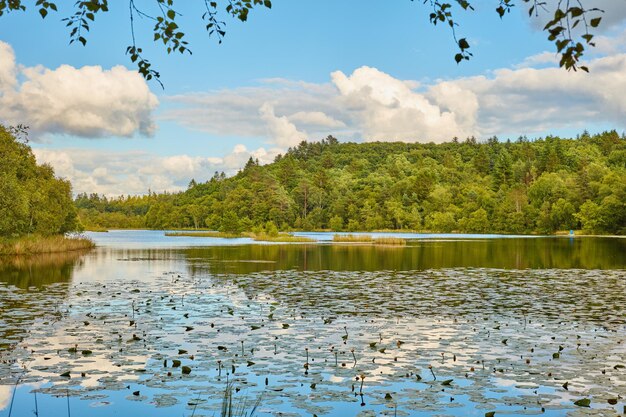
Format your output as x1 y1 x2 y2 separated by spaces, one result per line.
0 230 624 416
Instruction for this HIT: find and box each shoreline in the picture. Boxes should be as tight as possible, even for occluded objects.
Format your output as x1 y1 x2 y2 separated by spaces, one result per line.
87 228 626 238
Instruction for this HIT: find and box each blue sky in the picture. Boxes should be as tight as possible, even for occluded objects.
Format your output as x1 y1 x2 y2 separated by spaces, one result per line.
0 0 625 195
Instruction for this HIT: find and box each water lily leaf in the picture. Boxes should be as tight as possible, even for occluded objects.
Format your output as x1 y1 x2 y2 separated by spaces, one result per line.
574 398 591 407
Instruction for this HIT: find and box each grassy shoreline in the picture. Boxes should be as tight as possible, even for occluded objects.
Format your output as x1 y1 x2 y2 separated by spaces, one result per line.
0 235 95 256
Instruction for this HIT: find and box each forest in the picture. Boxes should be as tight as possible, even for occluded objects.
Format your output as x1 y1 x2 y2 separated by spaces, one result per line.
76 131 626 235
0 126 79 239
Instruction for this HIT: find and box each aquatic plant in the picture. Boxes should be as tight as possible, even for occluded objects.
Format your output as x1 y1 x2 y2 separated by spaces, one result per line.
332 234 373 243
220 382 261 417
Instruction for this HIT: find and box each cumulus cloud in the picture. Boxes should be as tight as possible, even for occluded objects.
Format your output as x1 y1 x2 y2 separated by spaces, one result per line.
288 111 346 129
0 42 17 93
0 41 158 139
33 145 281 196
443 54 626 135
259 103 306 147
332 66 476 142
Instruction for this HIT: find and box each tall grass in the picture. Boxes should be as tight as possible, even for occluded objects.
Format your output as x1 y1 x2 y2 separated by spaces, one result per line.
251 233 315 243
332 234 407 245
220 382 261 417
333 234 374 243
0 235 95 255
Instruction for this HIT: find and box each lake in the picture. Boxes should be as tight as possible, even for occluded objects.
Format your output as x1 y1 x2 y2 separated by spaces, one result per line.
0 230 624 416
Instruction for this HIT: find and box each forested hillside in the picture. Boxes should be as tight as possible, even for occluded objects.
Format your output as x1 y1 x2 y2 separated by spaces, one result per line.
76 131 626 235
0 126 79 238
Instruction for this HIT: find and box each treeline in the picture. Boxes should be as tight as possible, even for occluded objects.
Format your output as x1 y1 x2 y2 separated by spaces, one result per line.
0 126 79 238
76 131 626 235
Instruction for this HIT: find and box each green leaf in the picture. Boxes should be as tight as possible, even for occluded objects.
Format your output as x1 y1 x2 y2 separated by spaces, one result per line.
569 7 583 17
458 38 470 50
590 17 601 28
39 8 47 18
167 9 175 20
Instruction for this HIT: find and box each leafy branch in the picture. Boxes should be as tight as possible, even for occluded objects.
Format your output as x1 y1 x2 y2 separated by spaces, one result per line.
419 0 603 71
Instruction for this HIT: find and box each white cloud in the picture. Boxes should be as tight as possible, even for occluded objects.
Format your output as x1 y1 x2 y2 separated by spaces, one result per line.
445 54 626 135
0 41 17 93
32 145 282 196
0 41 158 139
331 66 476 142
163 81 344 143
593 26 626 56
258 103 306 147
514 51 559 69
288 111 346 129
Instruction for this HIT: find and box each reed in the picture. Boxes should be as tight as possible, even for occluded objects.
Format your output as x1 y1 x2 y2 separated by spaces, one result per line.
332 234 373 243
373 237 407 245
251 233 315 243
0 235 95 255
332 234 407 245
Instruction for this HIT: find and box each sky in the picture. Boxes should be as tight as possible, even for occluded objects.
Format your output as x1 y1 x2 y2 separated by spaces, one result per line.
0 0 625 196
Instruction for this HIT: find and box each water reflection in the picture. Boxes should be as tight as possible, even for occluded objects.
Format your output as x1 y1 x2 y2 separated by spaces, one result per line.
0 250 88 289
0 251 89 351
184 237 626 274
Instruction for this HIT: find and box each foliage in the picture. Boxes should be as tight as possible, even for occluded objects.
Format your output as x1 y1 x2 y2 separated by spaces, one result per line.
76 132 626 235
0 1 605 86
0 126 80 238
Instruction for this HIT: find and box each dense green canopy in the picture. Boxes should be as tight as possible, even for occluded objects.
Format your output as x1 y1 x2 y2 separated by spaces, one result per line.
77 131 626 235
0 127 79 238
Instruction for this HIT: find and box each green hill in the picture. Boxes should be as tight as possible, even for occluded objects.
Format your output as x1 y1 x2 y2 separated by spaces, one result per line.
76 131 626 235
